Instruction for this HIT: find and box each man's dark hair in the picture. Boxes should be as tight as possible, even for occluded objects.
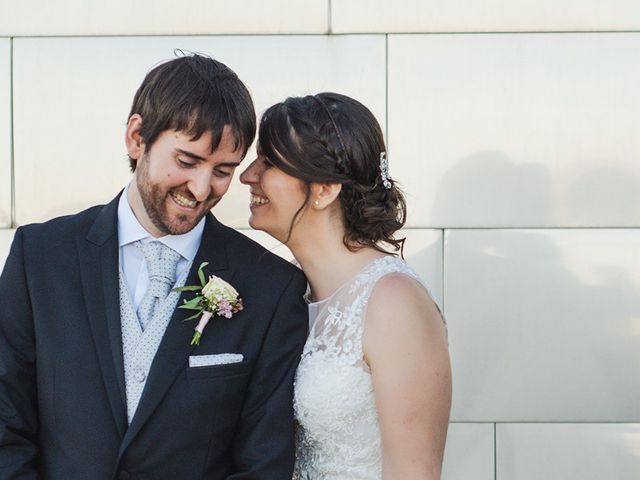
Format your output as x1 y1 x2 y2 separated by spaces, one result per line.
127 52 256 171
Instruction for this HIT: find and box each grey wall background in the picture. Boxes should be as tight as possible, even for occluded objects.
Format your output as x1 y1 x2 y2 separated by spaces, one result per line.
1 1 639 478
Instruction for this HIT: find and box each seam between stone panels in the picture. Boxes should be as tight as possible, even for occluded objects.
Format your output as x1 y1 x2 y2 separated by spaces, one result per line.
9 37 15 228
441 421 640 424
407 226 640 230
384 33 388 151
353 29 640 35
327 0 332 34
441 229 445 317
5 30 640 39
6 33 338 39
492 420 640 424
494 423 497 480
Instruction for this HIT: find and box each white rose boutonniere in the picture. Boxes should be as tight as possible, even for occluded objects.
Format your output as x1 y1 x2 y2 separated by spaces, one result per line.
173 262 244 345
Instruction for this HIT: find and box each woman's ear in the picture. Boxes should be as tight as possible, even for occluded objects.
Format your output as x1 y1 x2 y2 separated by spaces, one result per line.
310 182 342 210
125 114 145 160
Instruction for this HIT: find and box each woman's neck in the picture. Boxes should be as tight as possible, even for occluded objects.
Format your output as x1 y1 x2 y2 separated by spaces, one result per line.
289 231 386 302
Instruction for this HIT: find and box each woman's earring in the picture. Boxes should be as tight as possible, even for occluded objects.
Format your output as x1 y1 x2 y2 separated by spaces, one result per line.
314 200 320 206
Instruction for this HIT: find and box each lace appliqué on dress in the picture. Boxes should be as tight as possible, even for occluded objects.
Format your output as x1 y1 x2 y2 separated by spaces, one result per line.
293 256 443 480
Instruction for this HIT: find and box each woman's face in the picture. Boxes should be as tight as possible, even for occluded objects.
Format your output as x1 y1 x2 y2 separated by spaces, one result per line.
239 148 309 243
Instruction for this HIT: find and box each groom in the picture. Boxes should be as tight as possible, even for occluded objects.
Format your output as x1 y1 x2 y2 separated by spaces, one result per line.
0 54 308 479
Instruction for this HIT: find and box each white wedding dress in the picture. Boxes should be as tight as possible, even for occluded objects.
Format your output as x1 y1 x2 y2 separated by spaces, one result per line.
293 256 440 479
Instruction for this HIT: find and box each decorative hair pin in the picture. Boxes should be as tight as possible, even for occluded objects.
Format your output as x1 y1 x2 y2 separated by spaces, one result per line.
380 152 392 189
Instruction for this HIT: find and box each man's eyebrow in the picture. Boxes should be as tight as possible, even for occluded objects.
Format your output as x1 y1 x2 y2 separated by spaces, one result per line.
175 148 241 167
175 148 206 162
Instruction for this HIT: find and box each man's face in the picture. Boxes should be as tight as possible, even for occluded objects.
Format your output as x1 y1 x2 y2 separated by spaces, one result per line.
130 126 243 237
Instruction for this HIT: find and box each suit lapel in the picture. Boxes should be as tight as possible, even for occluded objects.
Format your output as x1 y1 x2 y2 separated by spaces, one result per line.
78 194 128 439
119 214 229 456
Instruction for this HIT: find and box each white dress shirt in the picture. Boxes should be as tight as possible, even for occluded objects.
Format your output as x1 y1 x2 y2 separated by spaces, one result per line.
117 182 205 310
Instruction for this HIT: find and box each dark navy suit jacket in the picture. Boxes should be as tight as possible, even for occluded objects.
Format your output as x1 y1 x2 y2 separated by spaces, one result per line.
0 194 308 479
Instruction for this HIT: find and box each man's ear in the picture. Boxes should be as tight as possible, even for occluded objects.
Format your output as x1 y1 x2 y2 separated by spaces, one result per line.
310 182 342 210
125 114 145 160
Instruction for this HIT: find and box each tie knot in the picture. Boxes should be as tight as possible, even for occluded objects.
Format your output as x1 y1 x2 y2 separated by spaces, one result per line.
135 241 182 288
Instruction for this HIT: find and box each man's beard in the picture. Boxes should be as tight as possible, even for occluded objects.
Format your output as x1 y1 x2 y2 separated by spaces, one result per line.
136 156 220 235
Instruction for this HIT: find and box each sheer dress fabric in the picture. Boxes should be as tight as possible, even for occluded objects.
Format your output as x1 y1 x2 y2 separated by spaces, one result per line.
293 256 443 480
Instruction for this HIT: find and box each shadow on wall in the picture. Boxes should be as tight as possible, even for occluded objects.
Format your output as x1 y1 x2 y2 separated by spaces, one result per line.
430 151 551 227
435 150 640 422
448 228 640 422
430 151 640 227
563 163 640 226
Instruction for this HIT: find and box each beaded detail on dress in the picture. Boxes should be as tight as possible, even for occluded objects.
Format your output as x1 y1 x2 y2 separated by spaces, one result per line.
293 256 443 479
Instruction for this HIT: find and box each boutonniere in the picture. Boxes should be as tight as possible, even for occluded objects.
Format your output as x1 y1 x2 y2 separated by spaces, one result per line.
173 262 243 345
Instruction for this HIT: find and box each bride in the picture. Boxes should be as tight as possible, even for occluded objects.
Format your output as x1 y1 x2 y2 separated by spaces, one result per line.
240 92 451 479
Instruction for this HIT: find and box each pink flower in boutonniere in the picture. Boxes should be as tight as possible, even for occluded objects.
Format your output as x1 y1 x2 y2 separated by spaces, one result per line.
173 262 243 345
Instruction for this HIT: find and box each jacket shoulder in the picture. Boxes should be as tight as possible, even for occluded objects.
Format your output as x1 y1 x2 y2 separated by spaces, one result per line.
19 203 107 245
217 224 303 281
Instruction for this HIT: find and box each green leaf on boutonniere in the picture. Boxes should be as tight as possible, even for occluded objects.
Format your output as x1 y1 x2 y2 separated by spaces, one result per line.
197 262 209 287
179 295 204 310
182 311 204 322
172 285 202 292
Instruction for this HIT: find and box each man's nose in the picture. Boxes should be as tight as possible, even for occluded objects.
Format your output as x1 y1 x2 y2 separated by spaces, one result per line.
188 170 212 202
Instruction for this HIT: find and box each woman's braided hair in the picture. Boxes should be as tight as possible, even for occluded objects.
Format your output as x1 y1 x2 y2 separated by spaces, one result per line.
258 92 406 254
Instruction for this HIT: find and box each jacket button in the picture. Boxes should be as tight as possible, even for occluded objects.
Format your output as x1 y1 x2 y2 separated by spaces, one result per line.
117 471 131 480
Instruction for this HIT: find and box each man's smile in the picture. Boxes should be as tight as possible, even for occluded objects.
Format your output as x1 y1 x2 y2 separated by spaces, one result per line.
171 192 198 209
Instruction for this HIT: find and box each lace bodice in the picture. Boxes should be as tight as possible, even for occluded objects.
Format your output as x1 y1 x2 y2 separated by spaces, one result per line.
293 256 438 479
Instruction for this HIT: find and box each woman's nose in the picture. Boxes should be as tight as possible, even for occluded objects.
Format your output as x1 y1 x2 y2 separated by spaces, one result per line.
240 159 259 184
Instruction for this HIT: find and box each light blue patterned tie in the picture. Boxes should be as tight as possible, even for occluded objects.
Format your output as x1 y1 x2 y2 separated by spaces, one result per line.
135 241 182 330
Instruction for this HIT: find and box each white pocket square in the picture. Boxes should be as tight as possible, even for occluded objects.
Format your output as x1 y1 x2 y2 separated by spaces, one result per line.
189 353 244 368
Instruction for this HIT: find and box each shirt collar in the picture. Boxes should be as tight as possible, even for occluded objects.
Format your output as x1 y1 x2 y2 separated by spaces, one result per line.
117 182 205 262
